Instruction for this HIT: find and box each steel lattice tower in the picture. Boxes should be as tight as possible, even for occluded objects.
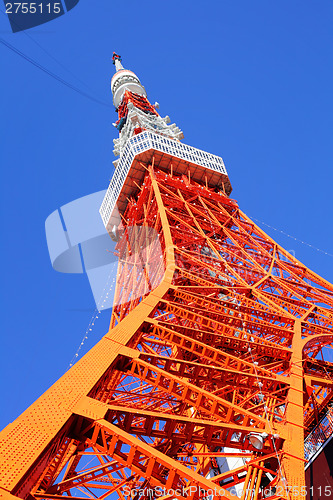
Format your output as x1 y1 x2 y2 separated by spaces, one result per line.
0 54 332 500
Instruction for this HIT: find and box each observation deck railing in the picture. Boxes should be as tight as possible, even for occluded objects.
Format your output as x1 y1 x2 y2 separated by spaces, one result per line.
100 131 228 228
304 407 333 464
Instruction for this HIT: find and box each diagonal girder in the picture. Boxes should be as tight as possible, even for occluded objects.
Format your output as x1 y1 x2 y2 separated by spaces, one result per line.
0 162 332 500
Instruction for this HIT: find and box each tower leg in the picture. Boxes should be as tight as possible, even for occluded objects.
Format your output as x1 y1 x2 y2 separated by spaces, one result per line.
283 320 306 499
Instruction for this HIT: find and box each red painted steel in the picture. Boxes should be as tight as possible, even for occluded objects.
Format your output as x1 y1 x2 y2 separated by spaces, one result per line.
0 62 332 500
0 163 332 500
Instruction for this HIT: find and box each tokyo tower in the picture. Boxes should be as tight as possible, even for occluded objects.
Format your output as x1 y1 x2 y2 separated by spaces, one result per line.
0 53 332 500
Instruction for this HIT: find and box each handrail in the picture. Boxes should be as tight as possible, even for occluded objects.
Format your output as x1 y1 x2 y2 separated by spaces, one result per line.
304 406 333 464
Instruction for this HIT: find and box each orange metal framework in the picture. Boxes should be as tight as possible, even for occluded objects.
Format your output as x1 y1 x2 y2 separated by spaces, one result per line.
0 160 333 500
115 90 158 130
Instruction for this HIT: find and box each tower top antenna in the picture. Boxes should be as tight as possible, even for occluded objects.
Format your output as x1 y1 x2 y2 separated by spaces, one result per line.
110 52 146 108
112 52 124 72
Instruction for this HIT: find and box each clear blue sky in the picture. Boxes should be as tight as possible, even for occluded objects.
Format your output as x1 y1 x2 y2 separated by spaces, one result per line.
0 0 332 430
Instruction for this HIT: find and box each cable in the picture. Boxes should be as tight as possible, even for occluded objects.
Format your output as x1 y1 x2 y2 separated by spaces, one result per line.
67 261 117 370
0 7 95 93
250 215 333 258
0 37 112 108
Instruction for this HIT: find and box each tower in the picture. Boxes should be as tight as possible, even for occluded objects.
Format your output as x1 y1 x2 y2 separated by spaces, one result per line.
0 53 332 500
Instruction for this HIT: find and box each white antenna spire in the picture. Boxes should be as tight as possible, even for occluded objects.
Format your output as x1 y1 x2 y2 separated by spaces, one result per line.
110 52 147 108
112 52 124 72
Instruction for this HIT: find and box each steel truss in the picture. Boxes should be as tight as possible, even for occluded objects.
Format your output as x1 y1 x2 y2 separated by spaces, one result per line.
0 164 332 500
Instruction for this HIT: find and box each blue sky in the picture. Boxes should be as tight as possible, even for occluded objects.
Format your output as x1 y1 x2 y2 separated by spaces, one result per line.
0 0 332 430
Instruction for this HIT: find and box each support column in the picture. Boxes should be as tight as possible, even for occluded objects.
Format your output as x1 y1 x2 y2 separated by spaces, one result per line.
283 320 306 499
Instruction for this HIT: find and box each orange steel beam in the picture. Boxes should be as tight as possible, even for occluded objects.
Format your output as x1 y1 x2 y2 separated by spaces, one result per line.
0 162 332 500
